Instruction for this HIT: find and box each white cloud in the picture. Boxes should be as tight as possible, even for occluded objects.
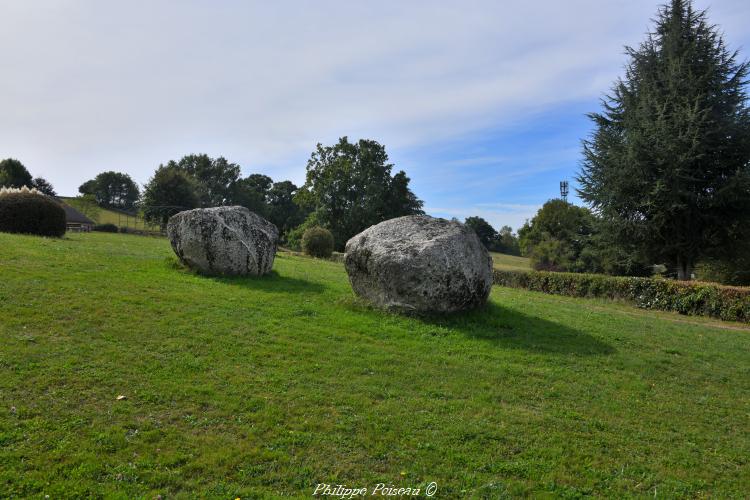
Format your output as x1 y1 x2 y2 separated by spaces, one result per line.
0 0 748 197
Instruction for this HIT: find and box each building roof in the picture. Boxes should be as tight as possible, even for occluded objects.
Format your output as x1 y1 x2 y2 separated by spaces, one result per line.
57 199 95 225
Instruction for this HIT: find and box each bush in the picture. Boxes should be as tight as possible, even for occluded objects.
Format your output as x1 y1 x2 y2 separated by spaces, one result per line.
695 257 750 287
286 213 323 251
529 238 574 272
493 269 750 323
0 191 66 237
301 226 334 258
92 223 118 233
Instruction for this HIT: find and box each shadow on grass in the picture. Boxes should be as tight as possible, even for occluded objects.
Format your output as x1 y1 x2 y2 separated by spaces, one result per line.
165 255 325 294
210 270 326 295
419 301 615 356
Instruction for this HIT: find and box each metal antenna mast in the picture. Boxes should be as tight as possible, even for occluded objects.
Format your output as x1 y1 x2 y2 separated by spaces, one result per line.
560 180 569 202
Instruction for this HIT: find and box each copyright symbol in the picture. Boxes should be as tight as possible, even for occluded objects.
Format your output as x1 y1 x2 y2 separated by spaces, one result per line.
425 482 437 497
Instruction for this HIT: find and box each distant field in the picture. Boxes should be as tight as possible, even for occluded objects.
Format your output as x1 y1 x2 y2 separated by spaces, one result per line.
61 197 162 232
490 252 530 271
1 232 749 497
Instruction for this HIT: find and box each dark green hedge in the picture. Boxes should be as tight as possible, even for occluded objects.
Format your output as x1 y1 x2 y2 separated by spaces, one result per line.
0 192 66 237
93 223 119 232
493 269 750 323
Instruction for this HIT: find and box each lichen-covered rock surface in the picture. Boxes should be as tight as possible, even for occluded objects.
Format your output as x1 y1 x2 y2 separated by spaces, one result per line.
167 206 278 276
344 215 493 313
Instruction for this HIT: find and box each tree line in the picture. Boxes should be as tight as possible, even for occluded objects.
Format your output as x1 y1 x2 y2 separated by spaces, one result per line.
0 137 425 252
136 137 424 250
463 217 520 256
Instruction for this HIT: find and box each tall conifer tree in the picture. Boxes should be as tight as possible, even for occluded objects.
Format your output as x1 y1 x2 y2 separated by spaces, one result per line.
577 0 750 279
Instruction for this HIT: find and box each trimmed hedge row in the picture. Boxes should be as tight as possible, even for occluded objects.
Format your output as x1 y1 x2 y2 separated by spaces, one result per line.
92 223 119 232
493 269 750 323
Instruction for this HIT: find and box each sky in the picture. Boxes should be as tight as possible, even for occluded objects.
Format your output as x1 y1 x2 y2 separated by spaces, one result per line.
2 0 749 231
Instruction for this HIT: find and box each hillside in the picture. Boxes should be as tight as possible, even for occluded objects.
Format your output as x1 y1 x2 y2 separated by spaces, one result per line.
60 197 162 232
490 251 530 271
1 232 748 497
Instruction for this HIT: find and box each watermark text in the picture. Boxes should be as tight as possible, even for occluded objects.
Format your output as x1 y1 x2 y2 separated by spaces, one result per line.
312 482 437 498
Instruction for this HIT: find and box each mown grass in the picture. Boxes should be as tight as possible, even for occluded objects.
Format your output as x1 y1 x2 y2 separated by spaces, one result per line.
1 232 748 498
490 252 530 271
61 197 162 232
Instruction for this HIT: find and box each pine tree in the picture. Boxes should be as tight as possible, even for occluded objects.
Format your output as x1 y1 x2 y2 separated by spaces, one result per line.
577 0 750 280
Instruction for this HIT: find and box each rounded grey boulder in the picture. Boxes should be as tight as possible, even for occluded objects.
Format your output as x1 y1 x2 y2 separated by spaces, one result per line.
344 215 493 313
167 206 278 276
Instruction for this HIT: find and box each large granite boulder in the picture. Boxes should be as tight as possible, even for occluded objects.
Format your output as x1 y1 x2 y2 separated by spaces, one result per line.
167 206 278 276
344 215 493 313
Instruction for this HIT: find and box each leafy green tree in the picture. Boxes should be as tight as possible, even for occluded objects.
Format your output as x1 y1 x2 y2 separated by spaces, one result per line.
167 154 241 207
31 177 56 196
228 173 278 218
78 179 97 195
285 211 323 251
230 177 269 216
496 225 521 256
151 152 305 237
142 166 200 227
243 174 273 197
387 171 424 216
695 237 750 285
78 171 140 210
0 159 33 188
267 181 306 236
68 194 101 221
528 238 575 272
464 216 497 249
299 137 424 249
577 0 750 280
583 220 653 277
518 199 598 272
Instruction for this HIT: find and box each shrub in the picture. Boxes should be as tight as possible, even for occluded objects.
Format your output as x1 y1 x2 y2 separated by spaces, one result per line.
301 226 334 258
286 213 323 251
285 224 305 251
695 257 750 287
529 238 574 271
93 223 118 233
493 269 750 323
0 189 66 237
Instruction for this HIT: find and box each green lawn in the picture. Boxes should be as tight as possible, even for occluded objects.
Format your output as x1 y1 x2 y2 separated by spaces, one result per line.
61 197 162 232
1 233 748 498
490 252 530 271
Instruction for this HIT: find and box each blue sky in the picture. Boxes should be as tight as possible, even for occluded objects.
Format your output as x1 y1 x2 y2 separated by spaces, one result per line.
2 0 749 231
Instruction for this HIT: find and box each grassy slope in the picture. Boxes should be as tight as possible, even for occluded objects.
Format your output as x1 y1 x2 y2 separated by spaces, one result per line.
490 252 530 271
61 197 162 232
1 233 748 498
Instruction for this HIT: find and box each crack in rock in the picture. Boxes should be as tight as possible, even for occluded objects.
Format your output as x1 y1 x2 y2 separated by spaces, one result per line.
344 215 493 314
167 206 278 276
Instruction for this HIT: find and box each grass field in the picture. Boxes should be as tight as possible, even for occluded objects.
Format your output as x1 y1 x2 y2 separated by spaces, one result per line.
1 233 749 498
61 197 162 232
490 252 530 271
